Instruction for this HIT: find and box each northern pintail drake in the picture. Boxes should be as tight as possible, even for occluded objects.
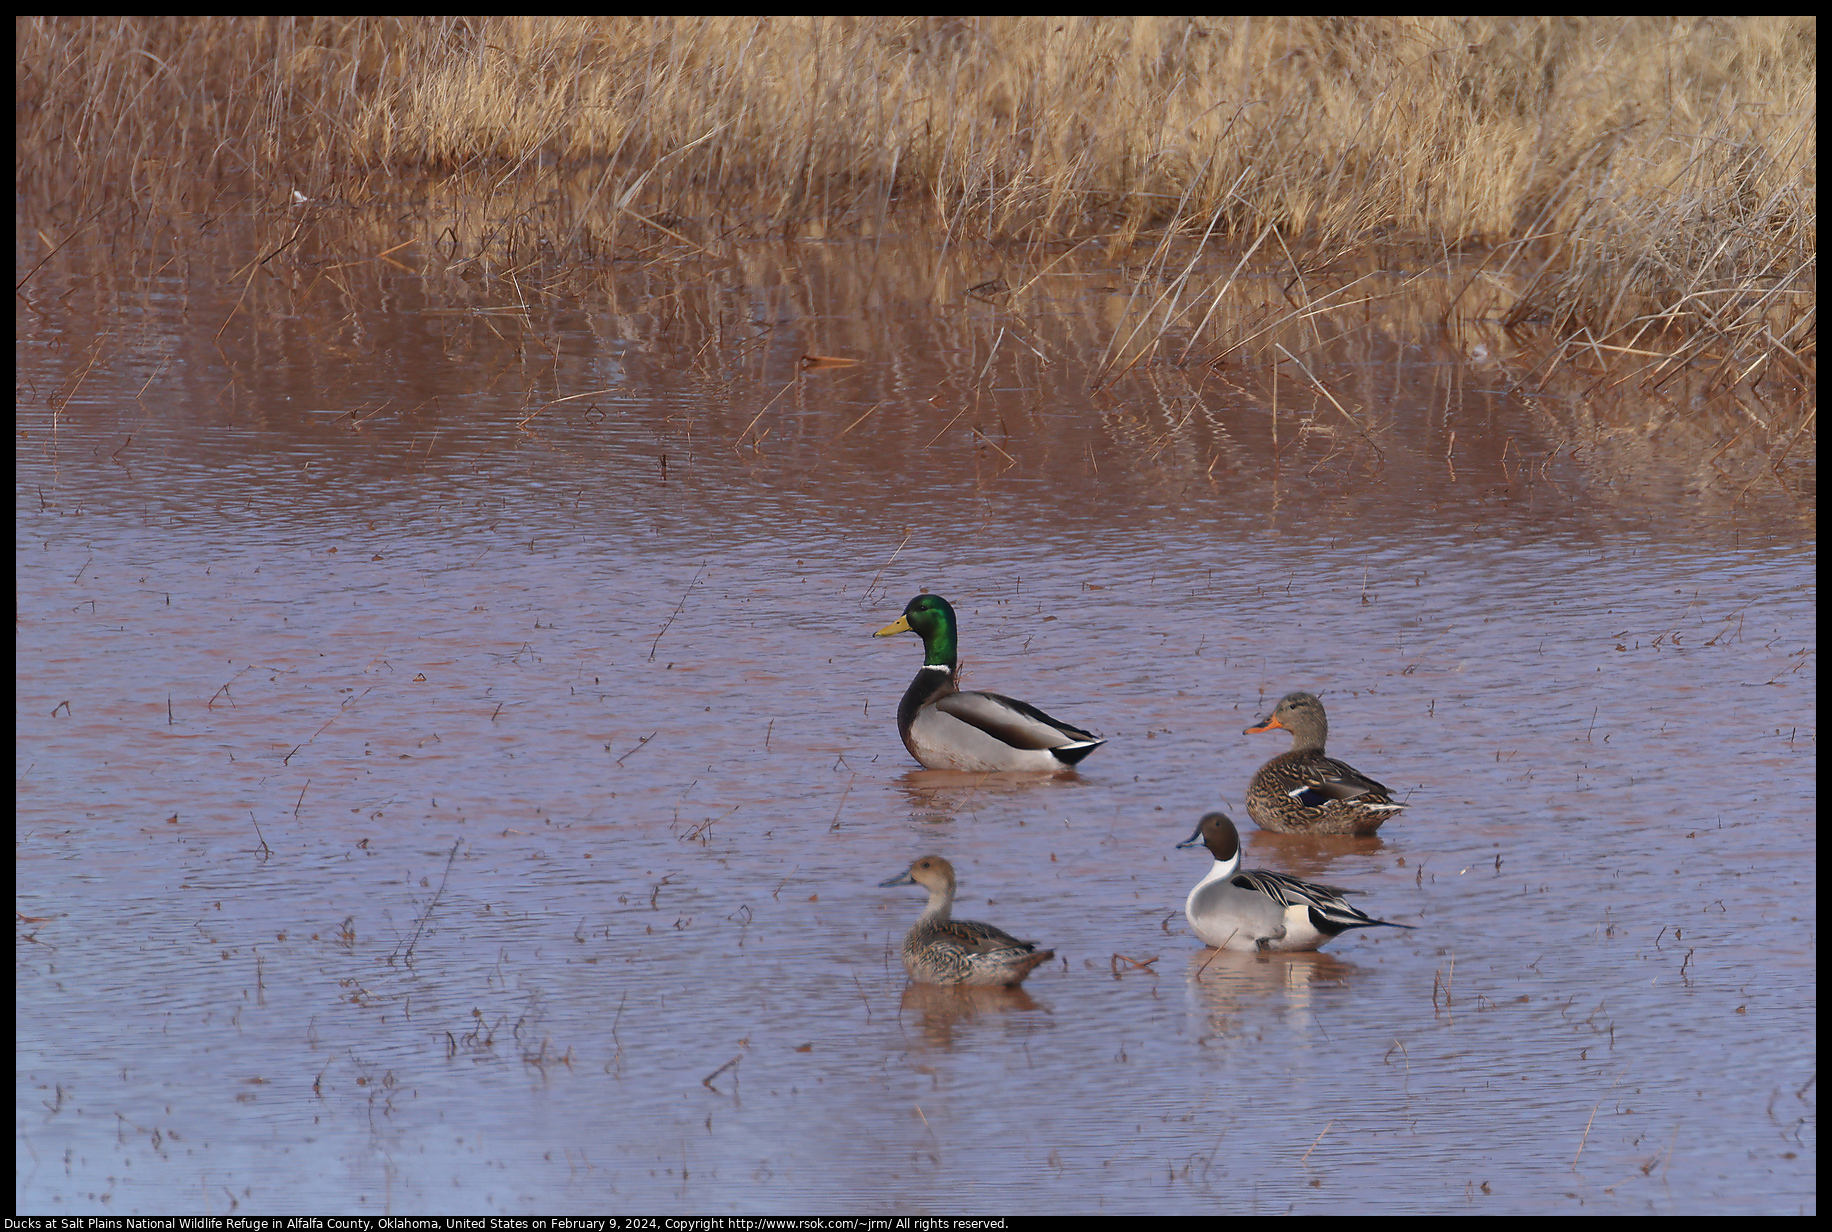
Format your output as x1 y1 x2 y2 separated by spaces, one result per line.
873 594 1104 772
1177 812 1413 952
1243 691 1407 835
879 855 1055 986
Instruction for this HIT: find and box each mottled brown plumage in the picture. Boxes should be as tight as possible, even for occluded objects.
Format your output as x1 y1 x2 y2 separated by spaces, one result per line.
1244 692 1406 835
878 855 1055 986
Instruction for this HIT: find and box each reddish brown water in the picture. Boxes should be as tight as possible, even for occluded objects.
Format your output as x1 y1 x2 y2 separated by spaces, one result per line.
16 220 1814 1214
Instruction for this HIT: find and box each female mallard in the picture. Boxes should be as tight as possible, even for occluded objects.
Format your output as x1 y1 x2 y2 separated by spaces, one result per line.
1177 812 1413 952
872 593 1104 772
1243 691 1406 835
879 855 1055 986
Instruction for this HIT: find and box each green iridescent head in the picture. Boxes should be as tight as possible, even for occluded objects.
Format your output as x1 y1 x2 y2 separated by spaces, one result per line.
873 593 959 666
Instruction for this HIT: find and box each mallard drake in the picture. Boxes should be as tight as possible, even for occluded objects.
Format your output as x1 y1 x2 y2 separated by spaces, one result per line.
1243 691 1406 835
872 593 1104 772
878 855 1055 986
1177 812 1413 952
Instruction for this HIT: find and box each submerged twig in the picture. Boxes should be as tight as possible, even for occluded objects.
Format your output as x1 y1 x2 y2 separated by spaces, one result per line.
649 563 708 661
702 1054 741 1092
393 838 462 967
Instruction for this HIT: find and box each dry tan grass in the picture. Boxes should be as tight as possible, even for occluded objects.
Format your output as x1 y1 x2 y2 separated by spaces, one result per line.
14 16 1816 381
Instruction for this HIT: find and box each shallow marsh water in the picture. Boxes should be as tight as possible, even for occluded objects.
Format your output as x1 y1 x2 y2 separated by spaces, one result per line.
15 222 1815 1213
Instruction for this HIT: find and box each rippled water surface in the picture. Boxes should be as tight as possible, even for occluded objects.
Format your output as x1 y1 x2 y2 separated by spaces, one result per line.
16 224 1814 1214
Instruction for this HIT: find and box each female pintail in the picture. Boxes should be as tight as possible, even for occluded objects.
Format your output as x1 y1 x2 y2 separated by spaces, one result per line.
879 855 1055 985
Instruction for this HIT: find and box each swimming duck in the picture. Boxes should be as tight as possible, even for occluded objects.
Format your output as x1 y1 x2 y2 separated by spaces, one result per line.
1177 812 1413 952
879 855 1055 986
873 593 1104 772
1243 691 1407 834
